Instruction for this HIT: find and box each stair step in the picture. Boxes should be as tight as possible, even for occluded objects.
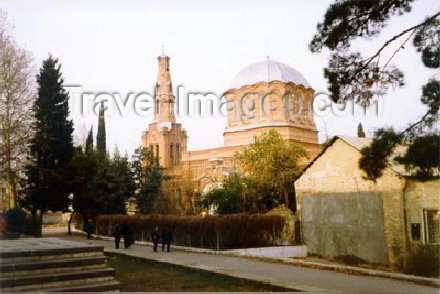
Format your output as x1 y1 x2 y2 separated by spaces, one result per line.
1 256 107 273
2 251 104 263
44 280 121 292
0 243 104 259
0 267 115 289
1 257 107 278
2 276 116 292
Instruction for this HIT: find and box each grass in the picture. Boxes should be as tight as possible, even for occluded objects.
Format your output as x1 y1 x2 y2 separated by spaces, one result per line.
106 253 293 292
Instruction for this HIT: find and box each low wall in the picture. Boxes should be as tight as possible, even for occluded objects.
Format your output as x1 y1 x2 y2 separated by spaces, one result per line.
42 212 63 224
226 245 307 258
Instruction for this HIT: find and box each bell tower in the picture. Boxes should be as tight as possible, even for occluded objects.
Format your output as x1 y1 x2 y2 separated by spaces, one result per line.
154 55 176 123
141 54 187 167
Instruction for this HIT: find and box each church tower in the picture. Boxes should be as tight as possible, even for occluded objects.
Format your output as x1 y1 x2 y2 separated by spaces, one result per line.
141 55 187 167
154 55 176 123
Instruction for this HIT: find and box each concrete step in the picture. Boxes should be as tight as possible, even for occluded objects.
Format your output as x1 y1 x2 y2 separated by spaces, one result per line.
44 280 121 292
1 238 120 292
2 276 117 292
0 245 104 264
0 267 116 291
0 256 107 278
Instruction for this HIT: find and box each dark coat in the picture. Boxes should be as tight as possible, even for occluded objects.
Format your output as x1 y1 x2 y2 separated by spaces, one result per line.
161 229 173 244
114 224 121 238
151 231 160 243
121 223 132 239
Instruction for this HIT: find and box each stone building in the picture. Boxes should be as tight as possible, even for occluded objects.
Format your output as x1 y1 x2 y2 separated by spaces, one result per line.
295 136 440 269
141 55 321 212
141 55 188 168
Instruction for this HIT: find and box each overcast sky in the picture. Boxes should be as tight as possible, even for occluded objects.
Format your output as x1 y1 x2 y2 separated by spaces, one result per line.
3 0 439 155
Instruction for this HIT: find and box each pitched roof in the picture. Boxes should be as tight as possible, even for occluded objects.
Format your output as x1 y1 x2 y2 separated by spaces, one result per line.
297 136 408 179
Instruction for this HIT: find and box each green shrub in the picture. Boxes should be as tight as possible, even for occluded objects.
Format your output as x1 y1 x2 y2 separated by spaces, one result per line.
5 208 27 234
25 214 41 237
89 213 286 249
6 207 26 233
404 244 440 277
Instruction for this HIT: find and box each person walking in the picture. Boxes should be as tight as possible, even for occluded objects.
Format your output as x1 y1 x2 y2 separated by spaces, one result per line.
113 223 121 249
161 228 173 252
122 222 133 249
86 219 93 239
151 226 160 252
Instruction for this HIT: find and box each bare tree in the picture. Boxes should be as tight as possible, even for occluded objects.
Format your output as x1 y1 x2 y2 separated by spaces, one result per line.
0 11 36 209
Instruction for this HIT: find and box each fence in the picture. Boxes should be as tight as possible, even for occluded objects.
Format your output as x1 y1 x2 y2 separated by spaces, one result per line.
74 213 287 249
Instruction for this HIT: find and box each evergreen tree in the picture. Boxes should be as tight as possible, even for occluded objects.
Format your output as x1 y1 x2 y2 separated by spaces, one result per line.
311 1 440 180
92 152 135 214
96 102 106 155
24 56 74 227
357 123 366 138
69 147 99 234
132 147 163 214
85 125 93 154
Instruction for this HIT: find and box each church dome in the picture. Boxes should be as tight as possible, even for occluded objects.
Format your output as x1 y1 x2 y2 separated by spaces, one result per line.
230 59 311 90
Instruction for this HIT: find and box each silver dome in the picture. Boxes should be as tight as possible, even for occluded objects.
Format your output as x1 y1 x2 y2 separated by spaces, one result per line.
230 59 311 90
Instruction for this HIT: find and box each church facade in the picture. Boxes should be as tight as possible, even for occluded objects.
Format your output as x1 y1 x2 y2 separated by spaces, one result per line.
141 54 321 213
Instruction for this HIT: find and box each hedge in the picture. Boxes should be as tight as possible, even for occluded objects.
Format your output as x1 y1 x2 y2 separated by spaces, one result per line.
75 214 287 249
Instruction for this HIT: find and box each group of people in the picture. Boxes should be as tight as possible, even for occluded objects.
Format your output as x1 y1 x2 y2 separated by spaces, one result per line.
113 222 173 252
113 222 134 249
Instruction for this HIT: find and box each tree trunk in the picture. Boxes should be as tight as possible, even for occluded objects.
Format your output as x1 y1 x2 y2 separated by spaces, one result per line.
4 128 17 209
39 211 44 237
6 174 16 209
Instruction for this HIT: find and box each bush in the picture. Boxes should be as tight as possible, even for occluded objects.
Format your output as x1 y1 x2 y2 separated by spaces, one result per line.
404 244 440 277
80 214 287 249
25 214 41 237
5 208 27 234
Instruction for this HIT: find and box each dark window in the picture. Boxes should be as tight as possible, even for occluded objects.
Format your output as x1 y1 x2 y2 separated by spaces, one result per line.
411 223 421 241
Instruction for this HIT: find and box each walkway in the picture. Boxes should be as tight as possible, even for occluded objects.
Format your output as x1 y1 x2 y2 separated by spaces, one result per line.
55 234 438 292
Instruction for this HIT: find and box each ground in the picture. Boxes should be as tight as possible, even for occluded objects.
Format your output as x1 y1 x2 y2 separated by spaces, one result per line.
107 253 290 292
46 230 438 292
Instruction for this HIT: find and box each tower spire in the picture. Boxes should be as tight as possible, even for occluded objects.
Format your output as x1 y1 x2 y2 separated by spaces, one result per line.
154 54 176 123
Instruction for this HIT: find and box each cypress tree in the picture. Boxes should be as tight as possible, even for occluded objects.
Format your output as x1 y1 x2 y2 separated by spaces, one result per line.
24 56 74 227
85 125 93 154
96 102 106 155
357 123 366 138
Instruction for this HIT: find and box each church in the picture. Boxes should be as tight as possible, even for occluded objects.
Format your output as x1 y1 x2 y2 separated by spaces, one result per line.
140 54 321 213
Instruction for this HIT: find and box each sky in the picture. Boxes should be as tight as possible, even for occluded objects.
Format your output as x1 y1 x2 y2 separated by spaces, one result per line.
2 0 440 156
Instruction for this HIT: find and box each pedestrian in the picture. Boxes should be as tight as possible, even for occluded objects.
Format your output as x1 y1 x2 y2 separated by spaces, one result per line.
113 223 121 249
161 227 173 252
121 222 133 249
151 226 160 252
86 219 93 239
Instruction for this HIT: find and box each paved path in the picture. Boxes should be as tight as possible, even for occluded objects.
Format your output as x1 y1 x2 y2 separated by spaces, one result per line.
53 234 438 293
